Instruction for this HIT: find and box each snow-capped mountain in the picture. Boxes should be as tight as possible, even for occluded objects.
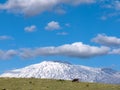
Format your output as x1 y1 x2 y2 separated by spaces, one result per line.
0 61 120 84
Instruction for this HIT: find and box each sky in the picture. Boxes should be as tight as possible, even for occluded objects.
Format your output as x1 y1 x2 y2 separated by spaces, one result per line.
0 0 120 73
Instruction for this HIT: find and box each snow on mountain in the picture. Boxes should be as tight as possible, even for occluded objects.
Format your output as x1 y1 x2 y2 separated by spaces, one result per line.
0 61 120 84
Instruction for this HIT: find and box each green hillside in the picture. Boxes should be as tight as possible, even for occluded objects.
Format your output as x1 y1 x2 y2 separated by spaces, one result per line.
0 78 120 90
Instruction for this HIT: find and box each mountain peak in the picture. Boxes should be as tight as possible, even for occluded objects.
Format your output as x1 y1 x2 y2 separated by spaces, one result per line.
42 60 72 65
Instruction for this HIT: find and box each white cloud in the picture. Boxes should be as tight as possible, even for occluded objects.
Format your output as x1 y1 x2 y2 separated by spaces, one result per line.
0 0 96 16
67 0 96 5
114 1 120 10
45 21 61 30
24 25 37 32
0 50 17 59
65 23 70 27
57 32 68 35
108 48 120 55
100 16 107 20
0 35 13 40
54 8 66 14
92 34 120 47
100 0 120 18
109 48 120 54
105 0 120 10
20 42 110 59
0 42 113 60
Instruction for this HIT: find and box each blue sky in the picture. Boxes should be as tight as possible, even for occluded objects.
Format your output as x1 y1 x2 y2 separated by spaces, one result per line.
0 0 120 73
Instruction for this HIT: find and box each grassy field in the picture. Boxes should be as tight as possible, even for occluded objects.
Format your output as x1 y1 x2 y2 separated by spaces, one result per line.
0 78 120 90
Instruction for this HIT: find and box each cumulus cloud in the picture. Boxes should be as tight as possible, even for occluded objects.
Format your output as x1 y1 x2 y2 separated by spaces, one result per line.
0 35 13 40
0 0 96 16
24 25 37 32
19 42 110 59
92 34 120 47
0 50 17 59
45 21 61 30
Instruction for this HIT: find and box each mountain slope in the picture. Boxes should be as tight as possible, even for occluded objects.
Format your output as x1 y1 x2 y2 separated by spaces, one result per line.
0 61 120 84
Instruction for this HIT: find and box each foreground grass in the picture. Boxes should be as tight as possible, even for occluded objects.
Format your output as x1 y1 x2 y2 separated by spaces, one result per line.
0 78 120 90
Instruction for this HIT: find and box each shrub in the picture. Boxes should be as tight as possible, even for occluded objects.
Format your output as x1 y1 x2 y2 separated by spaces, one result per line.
72 78 79 82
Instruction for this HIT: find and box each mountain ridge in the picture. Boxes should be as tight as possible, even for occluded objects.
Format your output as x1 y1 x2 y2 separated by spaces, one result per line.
0 61 120 84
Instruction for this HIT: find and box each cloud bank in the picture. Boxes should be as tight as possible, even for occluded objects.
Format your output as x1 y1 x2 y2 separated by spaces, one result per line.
0 0 96 16
1 34 120 60
0 42 110 60
0 0 120 18
20 42 110 59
